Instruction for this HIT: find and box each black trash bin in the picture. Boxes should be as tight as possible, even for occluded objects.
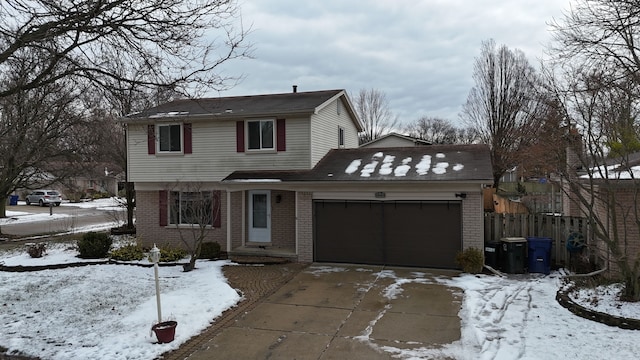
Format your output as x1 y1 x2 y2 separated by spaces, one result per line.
527 237 553 274
484 240 501 270
501 237 527 274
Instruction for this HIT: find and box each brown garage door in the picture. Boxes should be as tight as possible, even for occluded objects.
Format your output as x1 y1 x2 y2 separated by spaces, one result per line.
314 200 462 268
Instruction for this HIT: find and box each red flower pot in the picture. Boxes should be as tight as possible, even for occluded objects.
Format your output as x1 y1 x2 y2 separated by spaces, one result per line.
152 321 177 343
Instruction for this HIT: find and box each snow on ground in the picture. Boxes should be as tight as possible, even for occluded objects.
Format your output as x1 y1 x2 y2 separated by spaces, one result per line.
0 246 241 360
1 204 639 359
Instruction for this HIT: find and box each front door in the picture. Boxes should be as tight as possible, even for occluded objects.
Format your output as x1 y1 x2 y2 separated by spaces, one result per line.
249 190 271 242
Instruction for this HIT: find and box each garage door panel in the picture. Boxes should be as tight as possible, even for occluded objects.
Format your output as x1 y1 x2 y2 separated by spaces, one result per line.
314 200 461 269
383 202 460 268
314 201 383 264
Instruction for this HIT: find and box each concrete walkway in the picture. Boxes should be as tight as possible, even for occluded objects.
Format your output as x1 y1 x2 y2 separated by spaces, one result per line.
161 263 462 360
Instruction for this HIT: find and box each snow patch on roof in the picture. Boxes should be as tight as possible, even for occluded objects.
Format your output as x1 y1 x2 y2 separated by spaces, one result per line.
345 159 362 174
149 111 189 118
343 152 464 178
416 155 432 175
433 162 449 175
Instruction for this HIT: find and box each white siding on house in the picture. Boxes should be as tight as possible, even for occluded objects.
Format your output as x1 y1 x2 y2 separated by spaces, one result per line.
128 118 312 183
310 98 360 166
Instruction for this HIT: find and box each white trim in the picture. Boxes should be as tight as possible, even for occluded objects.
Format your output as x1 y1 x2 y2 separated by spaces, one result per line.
295 191 299 255
226 190 231 252
241 191 246 246
245 119 276 151
156 123 184 154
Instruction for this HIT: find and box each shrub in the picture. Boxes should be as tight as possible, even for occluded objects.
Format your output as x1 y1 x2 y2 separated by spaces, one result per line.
199 242 221 259
77 232 112 259
26 243 47 258
455 247 484 274
110 244 144 261
155 247 187 263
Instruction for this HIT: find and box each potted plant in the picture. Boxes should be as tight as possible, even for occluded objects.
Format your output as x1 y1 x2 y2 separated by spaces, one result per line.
151 320 177 343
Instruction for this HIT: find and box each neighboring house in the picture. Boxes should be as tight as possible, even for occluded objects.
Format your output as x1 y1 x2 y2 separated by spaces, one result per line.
60 164 123 199
122 89 493 269
360 132 431 148
563 151 640 275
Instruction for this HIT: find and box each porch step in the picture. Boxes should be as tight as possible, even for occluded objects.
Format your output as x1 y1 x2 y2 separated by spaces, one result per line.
229 246 297 265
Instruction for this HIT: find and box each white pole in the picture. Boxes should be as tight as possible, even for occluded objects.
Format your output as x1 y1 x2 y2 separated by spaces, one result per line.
150 244 162 323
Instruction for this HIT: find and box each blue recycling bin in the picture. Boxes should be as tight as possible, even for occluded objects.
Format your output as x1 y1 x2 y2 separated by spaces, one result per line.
527 237 553 274
9 195 19 205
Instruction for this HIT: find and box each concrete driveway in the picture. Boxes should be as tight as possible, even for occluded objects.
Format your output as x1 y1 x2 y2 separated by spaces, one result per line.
190 264 462 360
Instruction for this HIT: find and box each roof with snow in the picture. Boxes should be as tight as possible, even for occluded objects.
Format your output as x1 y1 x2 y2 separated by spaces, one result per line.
123 90 362 129
223 144 493 183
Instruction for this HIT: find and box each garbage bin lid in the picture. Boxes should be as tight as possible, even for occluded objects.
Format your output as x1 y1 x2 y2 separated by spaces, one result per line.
501 237 527 243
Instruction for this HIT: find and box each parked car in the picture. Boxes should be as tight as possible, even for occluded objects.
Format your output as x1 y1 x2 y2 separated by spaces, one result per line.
25 190 62 207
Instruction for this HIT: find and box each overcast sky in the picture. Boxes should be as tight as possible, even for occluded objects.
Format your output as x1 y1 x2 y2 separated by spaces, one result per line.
213 0 574 127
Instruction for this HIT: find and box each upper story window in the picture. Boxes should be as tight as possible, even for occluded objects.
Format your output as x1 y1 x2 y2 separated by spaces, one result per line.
247 119 274 150
338 126 345 147
158 124 182 153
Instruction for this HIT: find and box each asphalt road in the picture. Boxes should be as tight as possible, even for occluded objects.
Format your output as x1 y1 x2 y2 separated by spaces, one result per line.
1 203 119 238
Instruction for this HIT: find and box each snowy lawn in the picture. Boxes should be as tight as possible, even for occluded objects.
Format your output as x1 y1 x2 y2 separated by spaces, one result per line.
0 200 639 360
0 244 241 360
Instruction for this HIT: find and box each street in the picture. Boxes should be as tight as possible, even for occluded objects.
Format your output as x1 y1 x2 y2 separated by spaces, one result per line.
1 201 122 238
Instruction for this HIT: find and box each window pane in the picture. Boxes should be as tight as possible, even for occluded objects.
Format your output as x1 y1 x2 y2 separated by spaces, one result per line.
248 121 261 149
159 125 182 152
261 121 273 149
252 194 267 228
169 125 181 151
169 191 179 224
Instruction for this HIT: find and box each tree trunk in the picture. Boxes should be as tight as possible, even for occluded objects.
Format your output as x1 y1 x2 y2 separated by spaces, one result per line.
125 181 135 229
0 197 6 218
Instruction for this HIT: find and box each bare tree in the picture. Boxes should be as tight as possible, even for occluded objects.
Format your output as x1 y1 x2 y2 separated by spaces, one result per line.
353 88 399 144
0 0 250 99
166 184 222 272
404 116 479 144
404 117 457 144
461 39 543 188
0 65 94 218
546 63 640 301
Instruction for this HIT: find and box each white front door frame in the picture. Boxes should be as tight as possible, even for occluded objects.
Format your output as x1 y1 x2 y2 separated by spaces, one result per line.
248 190 271 242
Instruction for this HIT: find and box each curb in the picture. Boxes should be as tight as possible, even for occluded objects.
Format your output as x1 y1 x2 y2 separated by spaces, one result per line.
556 285 640 330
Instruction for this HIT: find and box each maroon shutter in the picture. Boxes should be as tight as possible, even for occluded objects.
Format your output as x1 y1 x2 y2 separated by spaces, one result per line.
276 119 286 151
147 125 155 154
183 123 192 154
236 121 245 152
159 190 168 226
212 190 221 228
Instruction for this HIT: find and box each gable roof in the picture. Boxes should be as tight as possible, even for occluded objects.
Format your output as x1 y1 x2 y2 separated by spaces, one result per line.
122 89 363 130
359 132 432 147
222 144 493 183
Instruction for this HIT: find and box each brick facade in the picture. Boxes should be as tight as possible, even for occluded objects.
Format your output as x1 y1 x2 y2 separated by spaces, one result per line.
296 192 313 263
462 192 483 251
136 190 227 251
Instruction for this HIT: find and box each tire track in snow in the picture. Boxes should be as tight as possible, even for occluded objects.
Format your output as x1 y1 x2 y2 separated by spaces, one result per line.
467 277 534 360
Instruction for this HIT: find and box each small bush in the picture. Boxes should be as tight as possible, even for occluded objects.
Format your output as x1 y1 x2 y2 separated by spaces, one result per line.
199 242 221 259
455 247 484 274
110 244 144 261
153 247 187 263
27 243 47 258
77 232 112 259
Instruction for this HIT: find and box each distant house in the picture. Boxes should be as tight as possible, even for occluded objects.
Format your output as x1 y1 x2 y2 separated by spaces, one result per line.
121 89 493 269
360 132 431 148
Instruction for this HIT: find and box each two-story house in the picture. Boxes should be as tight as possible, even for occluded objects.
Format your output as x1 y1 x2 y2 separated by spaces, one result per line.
123 89 493 269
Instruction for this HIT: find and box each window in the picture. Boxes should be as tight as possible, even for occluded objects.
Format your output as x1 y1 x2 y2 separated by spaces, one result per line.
158 124 182 153
169 191 213 226
338 126 345 147
247 119 274 150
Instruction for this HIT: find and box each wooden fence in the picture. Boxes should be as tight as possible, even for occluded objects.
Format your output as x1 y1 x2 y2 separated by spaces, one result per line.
484 213 591 267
